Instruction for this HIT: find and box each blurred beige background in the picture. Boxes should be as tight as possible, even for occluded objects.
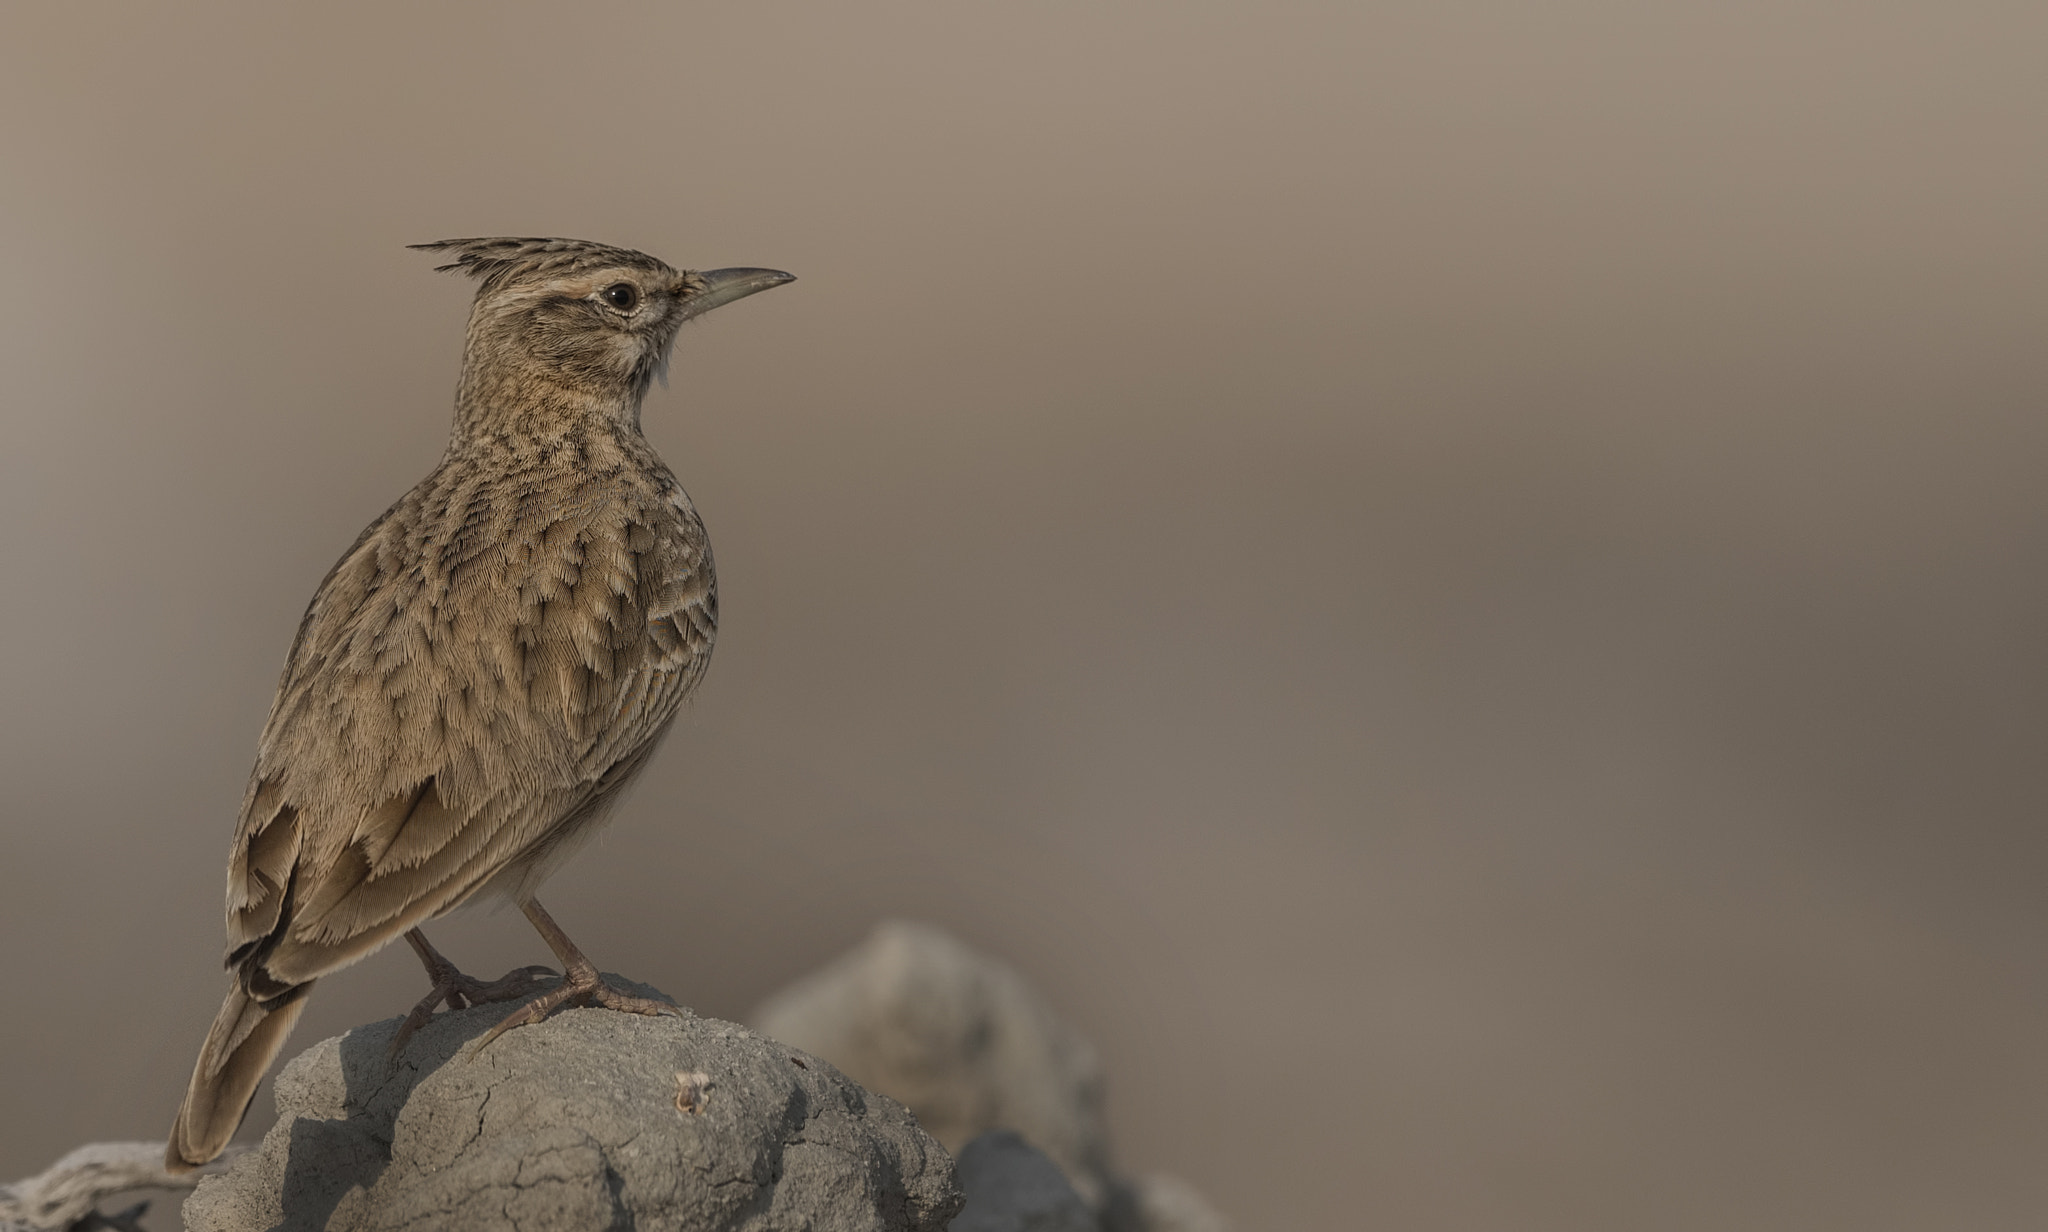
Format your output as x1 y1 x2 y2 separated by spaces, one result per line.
4 3 2047 1228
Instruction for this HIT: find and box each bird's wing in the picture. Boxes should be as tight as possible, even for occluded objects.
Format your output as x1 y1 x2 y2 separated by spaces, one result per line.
222 470 713 988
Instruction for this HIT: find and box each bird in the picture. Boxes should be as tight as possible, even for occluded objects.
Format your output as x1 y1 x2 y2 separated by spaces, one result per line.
164 237 794 1172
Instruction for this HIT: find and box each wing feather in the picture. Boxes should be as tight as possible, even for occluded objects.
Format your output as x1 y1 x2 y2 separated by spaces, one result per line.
220 442 713 991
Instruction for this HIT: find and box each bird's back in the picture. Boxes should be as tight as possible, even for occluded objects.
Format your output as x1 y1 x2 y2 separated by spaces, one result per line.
225 423 715 991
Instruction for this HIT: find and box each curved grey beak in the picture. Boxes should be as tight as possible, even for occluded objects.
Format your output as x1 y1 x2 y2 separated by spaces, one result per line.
680 267 796 321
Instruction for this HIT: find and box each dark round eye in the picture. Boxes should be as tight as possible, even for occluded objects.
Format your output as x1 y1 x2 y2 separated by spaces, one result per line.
601 282 640 311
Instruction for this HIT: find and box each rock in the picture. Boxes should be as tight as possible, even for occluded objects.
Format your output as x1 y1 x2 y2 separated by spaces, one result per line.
752 923 1113 1208
751 924 1231 1231
949 1131 1094 1232
182 977 961 1232
1101 1174 1231 1232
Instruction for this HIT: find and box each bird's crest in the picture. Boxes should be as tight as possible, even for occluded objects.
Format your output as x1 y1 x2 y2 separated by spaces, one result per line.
408 237 677 291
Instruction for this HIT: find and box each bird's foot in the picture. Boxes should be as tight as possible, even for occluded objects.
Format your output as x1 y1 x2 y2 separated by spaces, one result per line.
469 966 681 1057
390 928 556 1058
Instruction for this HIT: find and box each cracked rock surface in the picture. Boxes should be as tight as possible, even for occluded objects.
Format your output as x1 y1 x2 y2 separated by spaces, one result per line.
181 978 961 1232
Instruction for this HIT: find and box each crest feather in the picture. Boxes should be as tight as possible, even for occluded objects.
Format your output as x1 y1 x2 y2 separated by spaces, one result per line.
407 237 676 290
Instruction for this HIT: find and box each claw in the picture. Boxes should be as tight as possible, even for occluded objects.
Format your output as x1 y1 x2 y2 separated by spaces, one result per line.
389 928 559 1058
466 971 678 1059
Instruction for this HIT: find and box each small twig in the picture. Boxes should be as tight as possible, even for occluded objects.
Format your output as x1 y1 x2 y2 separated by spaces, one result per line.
0 1141 239 1232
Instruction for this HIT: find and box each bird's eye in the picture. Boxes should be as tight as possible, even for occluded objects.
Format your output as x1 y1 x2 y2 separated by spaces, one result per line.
601 283 640 311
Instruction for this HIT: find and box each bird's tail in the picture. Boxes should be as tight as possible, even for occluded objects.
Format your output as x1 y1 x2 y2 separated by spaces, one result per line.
165 979 314 1172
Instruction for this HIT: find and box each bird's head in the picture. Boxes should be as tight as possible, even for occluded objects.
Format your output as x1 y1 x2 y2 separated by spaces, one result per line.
412 236 793 432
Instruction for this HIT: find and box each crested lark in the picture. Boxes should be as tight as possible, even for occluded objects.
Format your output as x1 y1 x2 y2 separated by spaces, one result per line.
165 238 793 1171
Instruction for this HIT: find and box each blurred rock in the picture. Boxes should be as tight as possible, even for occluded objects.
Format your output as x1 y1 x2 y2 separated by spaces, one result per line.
182 979 961 1232
1101 1174 1231 1232
949 1131 1093 1232
753 922 1112 1206
752 923 1229 1231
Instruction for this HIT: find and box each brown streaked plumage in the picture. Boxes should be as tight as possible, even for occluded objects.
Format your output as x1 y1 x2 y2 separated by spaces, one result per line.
165 237 794 1171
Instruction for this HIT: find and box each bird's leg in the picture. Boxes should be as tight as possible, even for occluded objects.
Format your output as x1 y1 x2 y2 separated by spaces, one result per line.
470 898 680 1055
389 928 557 1057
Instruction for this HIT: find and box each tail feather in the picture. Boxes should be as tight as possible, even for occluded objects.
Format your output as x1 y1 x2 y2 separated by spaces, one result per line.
165 980 314 1172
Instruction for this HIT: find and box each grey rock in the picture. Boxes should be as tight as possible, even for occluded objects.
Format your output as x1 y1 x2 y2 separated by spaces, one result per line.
949 1132 1094 1232
752 924 1112 1208
182 978 961 1232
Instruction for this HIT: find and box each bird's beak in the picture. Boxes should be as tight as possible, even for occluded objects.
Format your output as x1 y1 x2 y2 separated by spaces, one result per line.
679 268 796 321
